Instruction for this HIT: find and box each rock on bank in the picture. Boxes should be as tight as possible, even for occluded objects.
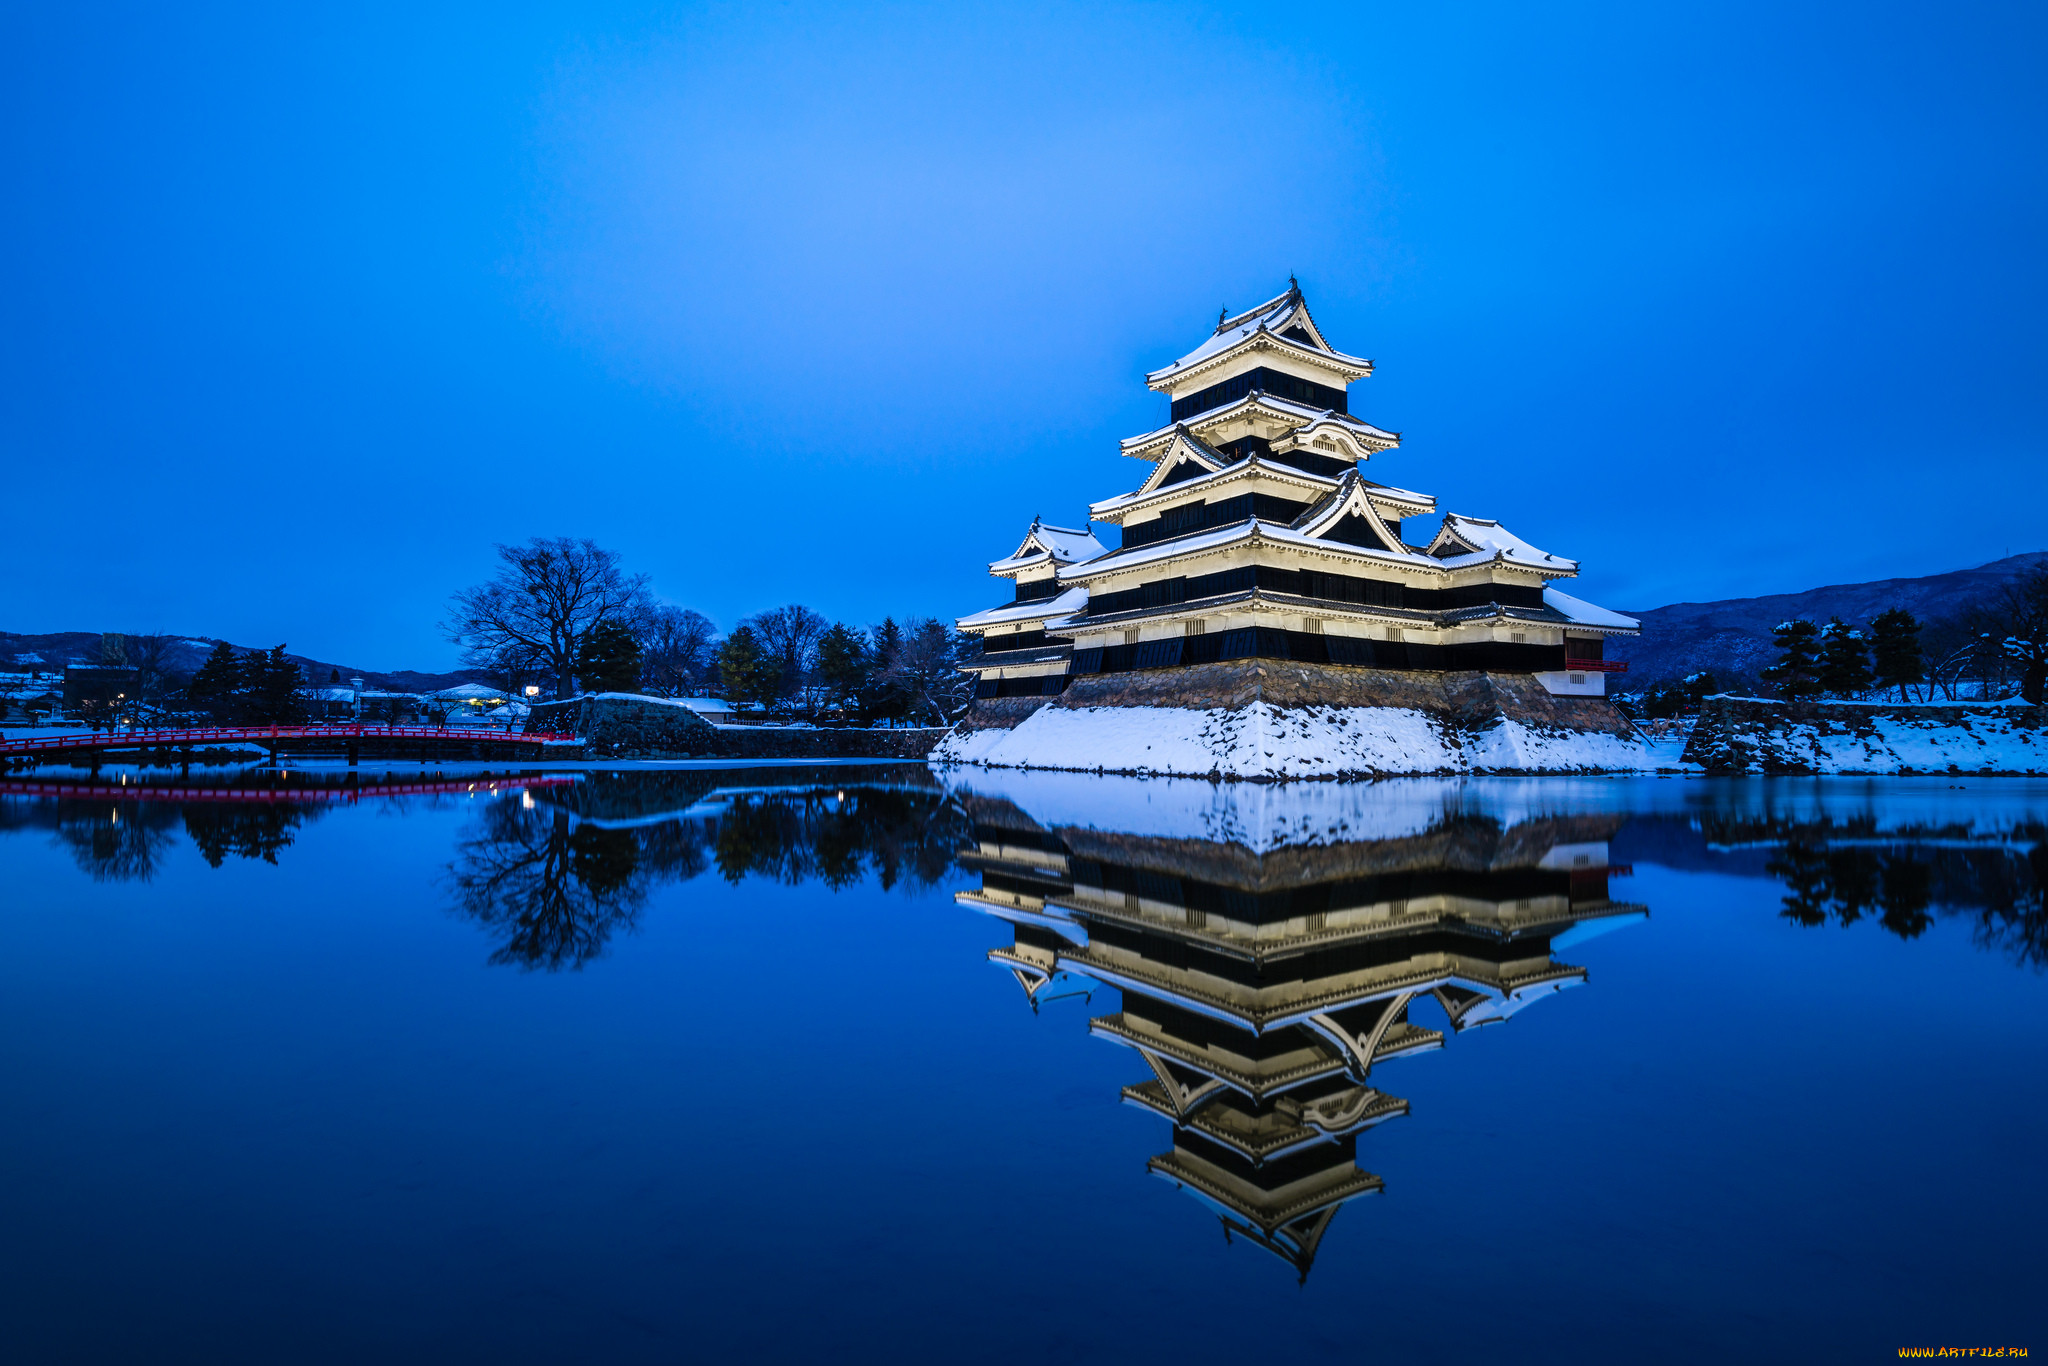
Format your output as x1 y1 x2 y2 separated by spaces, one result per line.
931 661 1657 778
1683 695 2047 775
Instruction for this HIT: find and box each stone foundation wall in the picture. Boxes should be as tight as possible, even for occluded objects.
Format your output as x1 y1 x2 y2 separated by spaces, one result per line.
955 695 1053 732
581 695 722 758
1054 661 1635 738
711 726 948 760
524 694 944 760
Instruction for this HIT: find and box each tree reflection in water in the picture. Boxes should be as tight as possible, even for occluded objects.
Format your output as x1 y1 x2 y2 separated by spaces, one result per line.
52 801 183 883
710 788 962 891
1731 816 2048 967
447 803 650 971
21 794 327 883
184 804 319 868
446 772 968 970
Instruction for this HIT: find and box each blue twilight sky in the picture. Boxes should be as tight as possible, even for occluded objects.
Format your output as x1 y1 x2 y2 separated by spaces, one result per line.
3 2 2044 671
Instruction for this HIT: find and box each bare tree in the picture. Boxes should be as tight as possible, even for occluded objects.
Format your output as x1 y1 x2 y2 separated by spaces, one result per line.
743 604 829 705
875 617 971 725
444 538 653 700
121 633 187 715
1997 567 2048 705
639 606 720 697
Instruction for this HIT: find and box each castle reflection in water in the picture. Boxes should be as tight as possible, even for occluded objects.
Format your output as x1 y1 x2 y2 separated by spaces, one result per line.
950 776 1645 1279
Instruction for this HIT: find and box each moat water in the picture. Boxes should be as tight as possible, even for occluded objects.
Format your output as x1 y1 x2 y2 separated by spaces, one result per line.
2 764 2044 1363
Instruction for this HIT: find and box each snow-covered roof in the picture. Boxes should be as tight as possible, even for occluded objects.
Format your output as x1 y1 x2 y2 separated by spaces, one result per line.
1144 285 1373 388
1090 451 1339 519
1359 478 1434 511
1089 423 1359 520
1065 517 1440 582
1120 392 1398 460
434 683 506 700
658 696 736 714
988 520 1107 575
1428 515 1578 574
957 585 1089 631
1542 587 1639 633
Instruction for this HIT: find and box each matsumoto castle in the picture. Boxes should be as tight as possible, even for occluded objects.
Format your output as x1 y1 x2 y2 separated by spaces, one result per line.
941 282 1648 777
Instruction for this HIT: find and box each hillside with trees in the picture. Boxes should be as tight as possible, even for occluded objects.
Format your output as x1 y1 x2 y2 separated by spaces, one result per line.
1617 552 2048 688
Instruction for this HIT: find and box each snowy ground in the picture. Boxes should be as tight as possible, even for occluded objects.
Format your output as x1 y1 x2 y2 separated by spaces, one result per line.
932 702 1665 779
1716 708 2046 775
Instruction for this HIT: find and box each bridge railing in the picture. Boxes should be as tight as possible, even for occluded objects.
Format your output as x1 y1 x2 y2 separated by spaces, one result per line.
0 724 581 756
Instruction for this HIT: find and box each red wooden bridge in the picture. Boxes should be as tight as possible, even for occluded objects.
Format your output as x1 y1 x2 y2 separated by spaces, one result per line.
0 774 581 803
0 724 580 759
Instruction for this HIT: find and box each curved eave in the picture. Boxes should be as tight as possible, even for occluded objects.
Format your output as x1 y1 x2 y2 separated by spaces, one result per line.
1089 455 1342 523
1061 520 1443 583
962 646 1074 671
1120 394 1400 462
956 589 1088 630
1425 552 1581 581
1072 586 1437 631
1543 586 1641 633
1146 328 1374 392
1358 480 1434 513
988 551 1053 575
1271 412 1404 466
1438 603 1638 637
1431 548 1579 578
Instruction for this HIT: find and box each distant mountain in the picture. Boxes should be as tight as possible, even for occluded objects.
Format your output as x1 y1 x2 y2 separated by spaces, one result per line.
0 631 484 694
1615 552 2048 686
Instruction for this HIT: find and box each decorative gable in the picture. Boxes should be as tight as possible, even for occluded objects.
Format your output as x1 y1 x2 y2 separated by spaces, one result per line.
1292 471 1407 554
1130 426 1227 498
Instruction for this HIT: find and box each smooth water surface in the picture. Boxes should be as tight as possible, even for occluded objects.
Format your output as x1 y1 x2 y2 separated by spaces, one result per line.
2 764 2044 1364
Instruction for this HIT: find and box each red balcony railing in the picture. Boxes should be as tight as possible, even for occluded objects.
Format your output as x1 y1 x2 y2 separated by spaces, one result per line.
1564 659 1628 674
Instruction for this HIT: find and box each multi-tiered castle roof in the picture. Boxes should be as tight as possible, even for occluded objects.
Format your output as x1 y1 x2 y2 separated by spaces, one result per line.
952 780 1644 1278
958 283 1637 706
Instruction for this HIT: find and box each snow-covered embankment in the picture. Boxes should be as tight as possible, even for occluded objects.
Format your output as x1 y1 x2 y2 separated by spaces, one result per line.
933 700 1659 779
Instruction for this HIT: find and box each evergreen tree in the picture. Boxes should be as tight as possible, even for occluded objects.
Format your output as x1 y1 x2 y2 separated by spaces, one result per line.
1762 619 1823 699
244 646 309 724
1817 618 1872 697
866 618 910 723
1680 671 1721 708
574 619 644 694
1639 682 1684 719
813 623 872 712
1869 608 1924 702
715 626 778 711
186 642 245 721
876 618 969 725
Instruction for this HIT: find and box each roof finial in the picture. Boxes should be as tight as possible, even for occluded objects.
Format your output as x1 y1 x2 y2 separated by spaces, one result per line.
1218 304 1228 327
1289 272 1298 290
